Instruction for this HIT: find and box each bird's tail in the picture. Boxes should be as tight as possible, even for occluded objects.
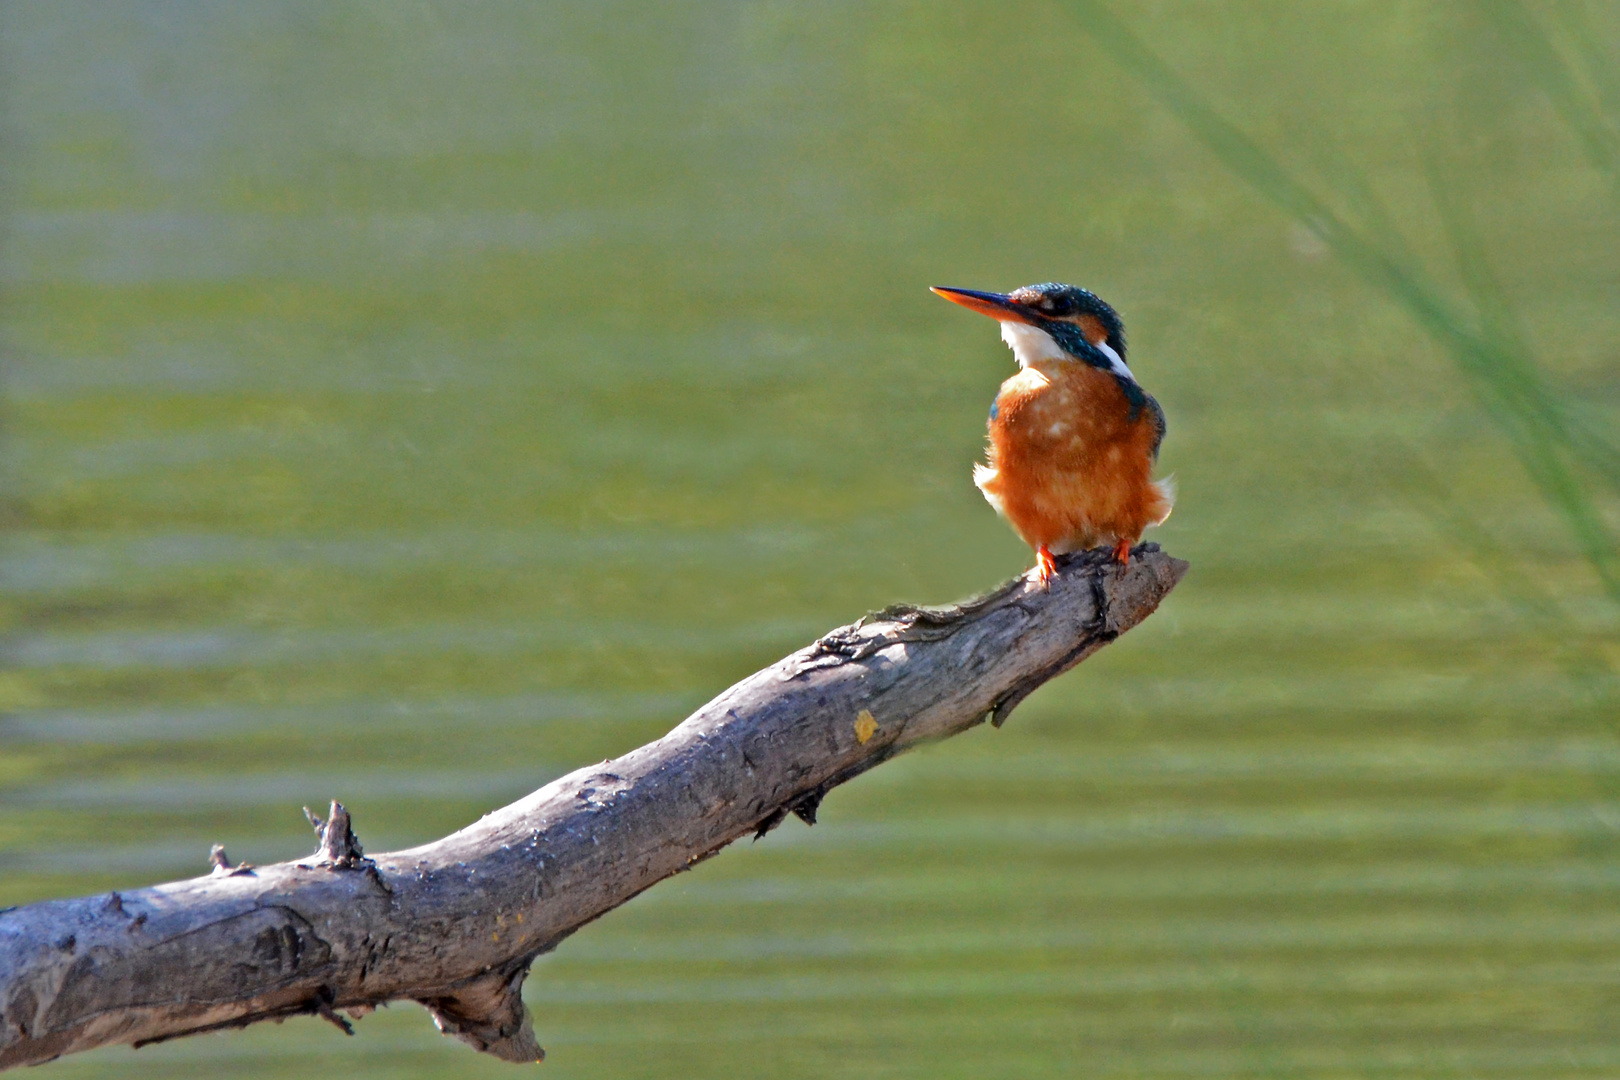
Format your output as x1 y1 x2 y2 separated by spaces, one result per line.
1148 475 1176 527
973 463 1008 518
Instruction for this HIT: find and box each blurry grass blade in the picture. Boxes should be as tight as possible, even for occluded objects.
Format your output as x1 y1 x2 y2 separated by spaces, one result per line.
1069 0 1620 601
1295 127 1428 286
1421 138 1570 438
1568 411 1620 482
1400 438 1591 666
1482 0 1620 204
1420 140 1620 500
1066 1 1476 356
1548 0 1620 138
1425 142 1620 595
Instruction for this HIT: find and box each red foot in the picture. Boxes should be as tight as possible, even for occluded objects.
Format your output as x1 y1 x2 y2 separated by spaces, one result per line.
1111 538 1132 565
1034 545 1057 587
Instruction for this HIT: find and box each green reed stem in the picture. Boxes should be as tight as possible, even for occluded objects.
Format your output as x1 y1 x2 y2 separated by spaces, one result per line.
1068 0 1620 601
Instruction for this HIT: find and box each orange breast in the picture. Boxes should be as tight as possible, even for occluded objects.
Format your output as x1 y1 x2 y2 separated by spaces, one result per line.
975 361 1169 554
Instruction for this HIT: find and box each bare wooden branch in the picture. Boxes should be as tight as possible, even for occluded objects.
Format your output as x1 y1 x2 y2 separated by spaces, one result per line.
0 547 1186 1070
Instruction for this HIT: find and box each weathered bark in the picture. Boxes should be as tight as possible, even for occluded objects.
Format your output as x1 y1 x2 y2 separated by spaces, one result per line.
0 546 1186 1070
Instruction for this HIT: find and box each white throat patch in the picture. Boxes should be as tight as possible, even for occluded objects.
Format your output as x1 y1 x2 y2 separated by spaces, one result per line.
998 320 1135 380
999 321 1068 368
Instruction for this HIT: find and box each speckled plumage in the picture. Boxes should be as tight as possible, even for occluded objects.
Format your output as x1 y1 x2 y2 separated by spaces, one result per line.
975 357 1171 555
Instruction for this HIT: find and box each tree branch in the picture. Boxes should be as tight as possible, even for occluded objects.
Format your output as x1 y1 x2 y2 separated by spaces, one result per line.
0 546 1186 1070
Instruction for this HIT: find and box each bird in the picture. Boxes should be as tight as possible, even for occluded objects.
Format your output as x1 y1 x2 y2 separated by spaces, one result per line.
932 282 1173 586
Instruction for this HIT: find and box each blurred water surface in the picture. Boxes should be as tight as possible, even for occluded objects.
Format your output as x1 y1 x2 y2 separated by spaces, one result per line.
3 3 1619 1077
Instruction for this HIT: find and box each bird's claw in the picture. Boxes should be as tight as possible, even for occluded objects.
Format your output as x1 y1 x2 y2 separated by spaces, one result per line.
1033 545 1057 587
1111 538 1132 565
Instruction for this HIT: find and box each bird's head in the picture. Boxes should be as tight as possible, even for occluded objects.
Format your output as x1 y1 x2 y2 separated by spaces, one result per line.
931 282 1131 379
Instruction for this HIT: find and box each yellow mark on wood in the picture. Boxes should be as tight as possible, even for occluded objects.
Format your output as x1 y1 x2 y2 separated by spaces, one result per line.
854 710 878 744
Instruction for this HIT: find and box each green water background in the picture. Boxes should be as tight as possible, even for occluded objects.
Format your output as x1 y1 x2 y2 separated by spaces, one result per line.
3 3 1619 1076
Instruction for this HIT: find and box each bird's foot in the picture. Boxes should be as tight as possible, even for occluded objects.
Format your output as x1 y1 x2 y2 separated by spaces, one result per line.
1111 538 1132 565
1033 545 1057 587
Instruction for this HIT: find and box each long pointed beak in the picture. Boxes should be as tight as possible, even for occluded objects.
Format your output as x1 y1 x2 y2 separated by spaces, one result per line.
930 286 1040 325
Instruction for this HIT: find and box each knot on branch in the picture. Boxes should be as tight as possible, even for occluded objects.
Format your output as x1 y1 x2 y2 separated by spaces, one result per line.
208 844 256 877
303 801 367 869
790 544 1149 683
790 595 998 677
790 784 828 825
421 968 543 1064
311 987 354 1036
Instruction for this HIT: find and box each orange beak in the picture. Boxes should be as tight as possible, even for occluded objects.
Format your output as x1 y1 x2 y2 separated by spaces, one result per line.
930 286 1041 325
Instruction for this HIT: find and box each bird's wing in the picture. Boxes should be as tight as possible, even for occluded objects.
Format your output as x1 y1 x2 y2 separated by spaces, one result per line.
1145 393 1167 460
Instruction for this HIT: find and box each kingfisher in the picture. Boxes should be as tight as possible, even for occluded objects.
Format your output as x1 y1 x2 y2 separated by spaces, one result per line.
932 282 1173 586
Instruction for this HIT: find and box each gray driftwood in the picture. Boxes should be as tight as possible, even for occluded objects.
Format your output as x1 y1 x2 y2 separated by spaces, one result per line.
0 547 1186 1070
